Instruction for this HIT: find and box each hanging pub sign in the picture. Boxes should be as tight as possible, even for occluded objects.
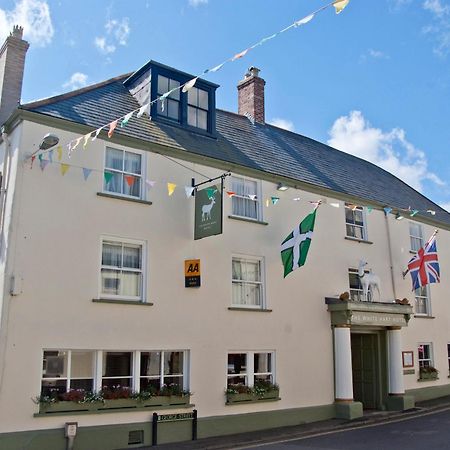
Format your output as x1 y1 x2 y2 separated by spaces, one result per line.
194 184 223 240
185 259 201 288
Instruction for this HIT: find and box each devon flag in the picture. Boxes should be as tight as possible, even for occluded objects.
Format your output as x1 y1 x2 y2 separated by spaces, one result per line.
281 208 317 278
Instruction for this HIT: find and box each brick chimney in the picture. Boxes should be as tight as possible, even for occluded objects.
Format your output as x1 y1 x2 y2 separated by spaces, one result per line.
0 26 29 126
237 67 265 124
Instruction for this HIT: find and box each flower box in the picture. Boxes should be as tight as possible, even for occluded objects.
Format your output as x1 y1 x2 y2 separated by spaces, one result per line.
226 389 279 404
101 399 138 409
140 395 190 407
39 401 100 414
419 371 438 381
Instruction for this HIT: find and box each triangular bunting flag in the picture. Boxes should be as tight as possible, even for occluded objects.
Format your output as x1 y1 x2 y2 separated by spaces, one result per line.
333 0 350 14
182 77 198 93
56 146 63 161
293 197 301 202
266 199 270 207
294 13 314 27
427 210 436 216
61 164 70 176
167 183 176 196
206 188 217 199
82 168 92 181
104 171 114 184
72 137 82 151
367 206 373 213
30 155 36 169
92 127 102 141
145 180 156 189
329 202 340 208
248 194 257 200
38 154 43 161
206 62 225 73
83 133 91 149
121 112 133 127
124 175 135 187
137 104 149 118
40 159 49 171
384 207 393 215
185 186 195 197
410 210 419 217
281 208 317 278
232 49 249 61
48 149 53 163
108 120 118 138
271 196 280 205
226 191 236 197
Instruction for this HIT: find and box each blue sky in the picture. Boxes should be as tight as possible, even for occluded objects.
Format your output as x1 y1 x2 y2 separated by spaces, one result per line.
1 0 449 210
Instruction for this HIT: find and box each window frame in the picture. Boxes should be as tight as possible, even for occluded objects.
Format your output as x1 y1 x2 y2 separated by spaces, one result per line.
414 285 431 316
418 343 434 369
231 255 265 309
348 268 366 302
103 146 146 201
345 203 368 241
41 349 189 395
447 343 450 373
226 351 275 388
99 236 147 302
230 176 263 222
409 222 423 253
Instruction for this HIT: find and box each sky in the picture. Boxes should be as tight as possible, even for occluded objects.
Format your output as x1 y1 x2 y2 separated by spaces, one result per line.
1 0 449 210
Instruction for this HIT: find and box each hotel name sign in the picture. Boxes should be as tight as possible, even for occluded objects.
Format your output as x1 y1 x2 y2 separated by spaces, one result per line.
350 312 407 327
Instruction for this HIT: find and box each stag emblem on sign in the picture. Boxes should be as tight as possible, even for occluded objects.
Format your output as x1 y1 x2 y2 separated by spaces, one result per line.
201 197 216 221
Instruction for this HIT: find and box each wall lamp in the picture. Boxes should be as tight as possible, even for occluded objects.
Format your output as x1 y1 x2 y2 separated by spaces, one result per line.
395 213 404 220
277 183 289 191
39 133 59 151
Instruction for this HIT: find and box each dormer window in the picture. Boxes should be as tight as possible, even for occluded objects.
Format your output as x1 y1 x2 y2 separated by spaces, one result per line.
124 60 218 136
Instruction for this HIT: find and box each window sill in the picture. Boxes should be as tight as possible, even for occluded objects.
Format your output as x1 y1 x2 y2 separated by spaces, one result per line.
97 192 152 205
226 395 280 405
228 307 272 313
344 236 373 244
228 215 268 226
92 299 154 306
413 315 435 319
417 377 439 382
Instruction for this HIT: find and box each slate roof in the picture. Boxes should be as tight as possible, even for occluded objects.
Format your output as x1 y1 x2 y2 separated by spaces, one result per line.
21 74 450 226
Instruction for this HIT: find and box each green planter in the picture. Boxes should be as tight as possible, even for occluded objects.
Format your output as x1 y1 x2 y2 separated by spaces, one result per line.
226 390 279 404
39 401 100 414
140 395 190 407
101 399 138 409
419 371 438 381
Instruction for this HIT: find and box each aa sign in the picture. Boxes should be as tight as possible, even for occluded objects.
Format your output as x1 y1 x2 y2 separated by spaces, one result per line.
185 259 201 288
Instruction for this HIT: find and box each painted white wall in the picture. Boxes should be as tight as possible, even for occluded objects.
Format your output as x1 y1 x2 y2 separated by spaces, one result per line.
0 120 448 432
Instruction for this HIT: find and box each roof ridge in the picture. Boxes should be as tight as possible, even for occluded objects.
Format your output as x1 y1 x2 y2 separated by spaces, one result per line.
21 72 132 110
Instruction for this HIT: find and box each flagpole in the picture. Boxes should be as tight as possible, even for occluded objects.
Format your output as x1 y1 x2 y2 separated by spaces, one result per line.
384 209 397 299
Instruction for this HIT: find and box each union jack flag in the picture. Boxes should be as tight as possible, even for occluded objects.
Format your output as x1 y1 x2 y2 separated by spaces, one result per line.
407 232 440 290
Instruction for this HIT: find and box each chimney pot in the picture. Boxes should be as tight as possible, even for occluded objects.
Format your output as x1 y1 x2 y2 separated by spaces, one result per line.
237 67 265 124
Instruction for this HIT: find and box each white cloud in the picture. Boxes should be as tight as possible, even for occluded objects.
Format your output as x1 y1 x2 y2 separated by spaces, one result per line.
422 0 450 56
327 110 444 192
63 72 88 91
423 0 450 17
360 48 389 62
94 37 116 55
189 0 208 6
439 202 450 211
105 18 130 45
95 17 130 55
269 118 295 132
0 0 54 47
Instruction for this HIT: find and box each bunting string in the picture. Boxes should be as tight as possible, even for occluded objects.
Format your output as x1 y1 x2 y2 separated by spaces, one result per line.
31 155 446 218
29 0 350 161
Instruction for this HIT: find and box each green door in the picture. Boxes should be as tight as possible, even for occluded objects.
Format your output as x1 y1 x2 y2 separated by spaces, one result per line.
351 334 379 409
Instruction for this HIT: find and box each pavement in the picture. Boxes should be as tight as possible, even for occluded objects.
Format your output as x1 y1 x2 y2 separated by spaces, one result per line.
150 395 450 449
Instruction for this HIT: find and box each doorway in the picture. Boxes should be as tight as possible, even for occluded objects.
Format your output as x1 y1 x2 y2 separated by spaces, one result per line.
351 333 380 409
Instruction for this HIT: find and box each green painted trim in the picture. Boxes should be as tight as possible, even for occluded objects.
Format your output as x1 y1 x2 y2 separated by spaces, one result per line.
1 403 336 449
8 110 448 231
92 299 154 306
96 192 153 205
406 382 450 402
344 236 373 245
227 307 273 312
386 395 415 411
335 401 363 420
228 215 269 225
